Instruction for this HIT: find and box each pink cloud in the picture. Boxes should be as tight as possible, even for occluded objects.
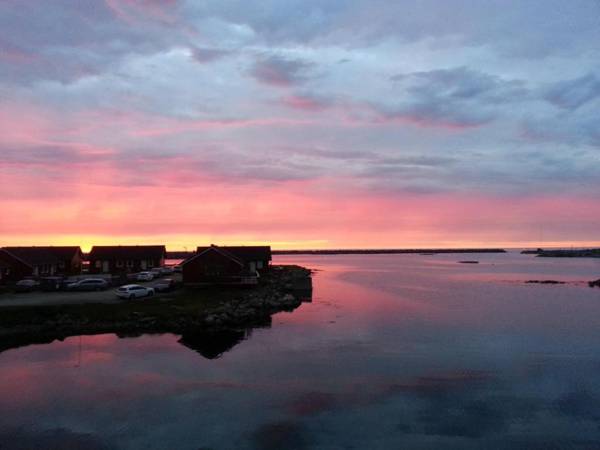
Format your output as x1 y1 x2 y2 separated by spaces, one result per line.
251 56 312 87
0 45 36 64
104 0 179 25
281 95 328 112
372 114 482 131
2 104 599 251
2 166 600 250
126 116 319 137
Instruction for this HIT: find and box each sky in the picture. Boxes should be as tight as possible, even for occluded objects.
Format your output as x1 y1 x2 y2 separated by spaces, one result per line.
1 0 599 251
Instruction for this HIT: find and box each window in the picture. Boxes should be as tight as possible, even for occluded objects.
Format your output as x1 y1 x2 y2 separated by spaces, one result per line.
116 260 124 268
148 260 154 268
95 261 101 268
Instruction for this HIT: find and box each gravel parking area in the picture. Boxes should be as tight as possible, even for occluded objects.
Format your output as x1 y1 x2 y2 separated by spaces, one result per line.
0 275 181 308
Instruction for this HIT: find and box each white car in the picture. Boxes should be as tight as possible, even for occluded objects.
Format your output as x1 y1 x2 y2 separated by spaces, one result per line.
136 271 154 281
116 284 155 299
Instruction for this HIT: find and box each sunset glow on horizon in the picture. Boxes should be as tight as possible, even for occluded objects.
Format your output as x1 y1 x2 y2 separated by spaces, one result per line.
1 1 599 250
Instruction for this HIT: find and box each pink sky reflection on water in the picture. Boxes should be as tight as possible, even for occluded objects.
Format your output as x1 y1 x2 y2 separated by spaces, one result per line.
1 254 600 448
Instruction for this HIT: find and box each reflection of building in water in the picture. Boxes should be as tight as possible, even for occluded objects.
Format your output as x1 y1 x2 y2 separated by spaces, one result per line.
293 276 313 303
178 329 255 359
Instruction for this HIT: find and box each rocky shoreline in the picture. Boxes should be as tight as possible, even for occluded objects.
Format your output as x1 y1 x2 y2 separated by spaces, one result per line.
522 248 600 258
0 265 312 354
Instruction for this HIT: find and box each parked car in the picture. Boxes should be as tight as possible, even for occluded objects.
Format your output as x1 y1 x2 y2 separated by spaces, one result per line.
15 279 40 293
154 278 177 292
150 268 163 278
136 272 154 281
160 266 174 275
66 278 109 291
115 284 155 299
173 265 182 273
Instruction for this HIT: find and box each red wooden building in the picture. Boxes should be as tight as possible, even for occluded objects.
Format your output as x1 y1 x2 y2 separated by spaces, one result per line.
195 245 271 273
183 245 271 286
0 249 34 283
1 246 83 278
88 245 166 274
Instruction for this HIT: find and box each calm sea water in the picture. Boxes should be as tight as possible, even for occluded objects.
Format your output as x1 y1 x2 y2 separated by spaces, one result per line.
1 252 600 449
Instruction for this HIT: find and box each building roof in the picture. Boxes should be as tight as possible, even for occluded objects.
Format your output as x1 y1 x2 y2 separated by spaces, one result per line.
89 245 167 260
195 245 272 263
1 246 81 265
0 249 33 269
183 246 244 266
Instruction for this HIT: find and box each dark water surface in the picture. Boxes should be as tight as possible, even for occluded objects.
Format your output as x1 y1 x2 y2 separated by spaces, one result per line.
1 253 600 449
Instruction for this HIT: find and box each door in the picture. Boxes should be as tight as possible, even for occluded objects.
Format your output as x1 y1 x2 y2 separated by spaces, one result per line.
102 261 109 273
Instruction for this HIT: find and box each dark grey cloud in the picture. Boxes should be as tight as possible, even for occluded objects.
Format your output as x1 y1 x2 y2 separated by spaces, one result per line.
250 56 313 87
2 0 599 88
392 67 528 102
183 0 347 45
521 108 600 148
190 47 233 63
0 0 185 84
378 67 529 128
543 73 600 110
377 155 457 167
0 145 110 165
377 102 494 128
183 0 600 59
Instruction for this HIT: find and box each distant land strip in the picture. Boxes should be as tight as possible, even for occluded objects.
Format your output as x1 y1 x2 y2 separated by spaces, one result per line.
271 248 507 255
523 248 600 258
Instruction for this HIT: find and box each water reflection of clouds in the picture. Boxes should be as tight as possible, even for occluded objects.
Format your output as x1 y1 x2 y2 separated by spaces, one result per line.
276 369 600 449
